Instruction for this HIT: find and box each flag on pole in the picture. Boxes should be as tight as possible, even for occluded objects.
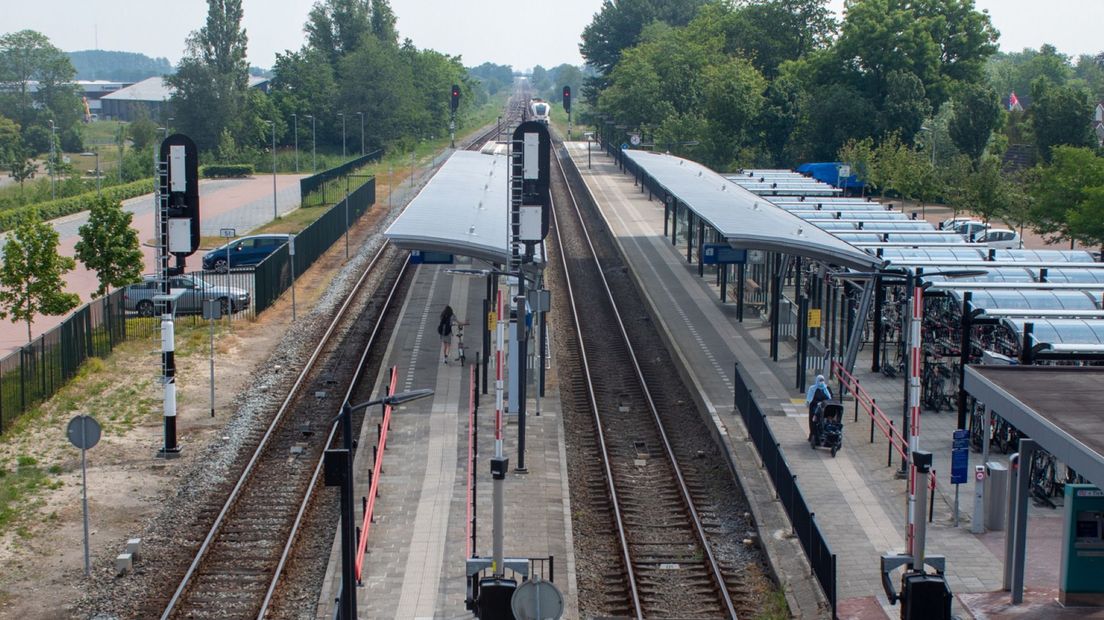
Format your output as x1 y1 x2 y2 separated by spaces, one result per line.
1009 91 1022 111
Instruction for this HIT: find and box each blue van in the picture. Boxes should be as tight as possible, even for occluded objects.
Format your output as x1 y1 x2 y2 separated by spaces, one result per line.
202 234 290 273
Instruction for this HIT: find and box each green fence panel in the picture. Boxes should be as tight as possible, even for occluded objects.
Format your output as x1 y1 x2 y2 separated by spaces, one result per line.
299 150 383 201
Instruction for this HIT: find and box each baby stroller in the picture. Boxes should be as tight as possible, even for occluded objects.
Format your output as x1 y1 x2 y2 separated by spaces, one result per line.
809 400 844 457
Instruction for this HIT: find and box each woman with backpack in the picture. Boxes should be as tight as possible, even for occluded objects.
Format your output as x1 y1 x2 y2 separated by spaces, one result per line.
438 305 460 364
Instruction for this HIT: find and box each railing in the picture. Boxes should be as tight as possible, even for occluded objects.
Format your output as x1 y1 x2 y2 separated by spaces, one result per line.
354 365 398 581
466 362 477 559
734 362 837 619
299 149 383 203
0 291 127 433
831 360 938 492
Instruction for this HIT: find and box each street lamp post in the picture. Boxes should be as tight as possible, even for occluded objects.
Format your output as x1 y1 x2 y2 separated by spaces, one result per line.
267 120 277 219
292 113 299 173
338 112 346 158
48 119 57 201
357 111 364 156
327 389 434 620
305 114 317 173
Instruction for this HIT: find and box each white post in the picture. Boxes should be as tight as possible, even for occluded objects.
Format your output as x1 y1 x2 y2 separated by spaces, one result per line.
80 431 90 576
209 313 215 417
493 289 505 576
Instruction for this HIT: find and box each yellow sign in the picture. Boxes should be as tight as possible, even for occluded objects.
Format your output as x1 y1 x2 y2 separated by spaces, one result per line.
488 311 497 332
807 309 822 329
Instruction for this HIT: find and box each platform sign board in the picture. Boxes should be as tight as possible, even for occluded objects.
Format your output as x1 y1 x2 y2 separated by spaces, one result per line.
807 309 822 329
410 250 454 264
951 429 969 484
702 244 747 265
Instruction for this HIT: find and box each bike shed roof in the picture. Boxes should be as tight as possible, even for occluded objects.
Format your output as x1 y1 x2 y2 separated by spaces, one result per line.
384 151 514 265
964 365 1104 489
623 149 880 269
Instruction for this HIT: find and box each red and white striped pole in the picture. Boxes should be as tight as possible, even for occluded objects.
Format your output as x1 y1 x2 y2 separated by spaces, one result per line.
906 283 923 560
492 288 506 576
495 289 504 458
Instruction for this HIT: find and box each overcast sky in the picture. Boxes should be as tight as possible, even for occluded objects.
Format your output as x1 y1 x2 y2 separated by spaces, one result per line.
5 0 1102 71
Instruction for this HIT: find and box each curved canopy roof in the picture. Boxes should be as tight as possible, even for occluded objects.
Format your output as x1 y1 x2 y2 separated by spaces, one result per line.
948 289 1100 311
624 150 880 269
384 151 510 265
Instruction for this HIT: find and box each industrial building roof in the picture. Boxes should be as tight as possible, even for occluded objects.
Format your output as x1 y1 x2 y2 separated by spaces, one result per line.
623 150 880 269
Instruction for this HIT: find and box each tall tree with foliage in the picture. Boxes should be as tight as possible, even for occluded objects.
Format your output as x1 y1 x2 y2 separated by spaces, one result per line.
580 0 709 75
948 82 1000 166
74 195 144 298
167 0 250 151
1030 80 1093 161
0 30 82 148
0 211 79 342
1028 146 1104 249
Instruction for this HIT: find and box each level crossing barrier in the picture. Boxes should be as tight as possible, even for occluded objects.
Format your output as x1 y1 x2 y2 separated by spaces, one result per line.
354 365 398 581
733 362 838 618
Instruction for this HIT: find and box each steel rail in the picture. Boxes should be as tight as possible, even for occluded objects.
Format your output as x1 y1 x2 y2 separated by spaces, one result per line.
552 145 739 619
255 254 409 618
159 241 395 619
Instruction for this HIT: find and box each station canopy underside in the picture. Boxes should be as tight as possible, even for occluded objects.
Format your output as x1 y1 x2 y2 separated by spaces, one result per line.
384 151 510 265
623 150 880 270
964 366 1104 489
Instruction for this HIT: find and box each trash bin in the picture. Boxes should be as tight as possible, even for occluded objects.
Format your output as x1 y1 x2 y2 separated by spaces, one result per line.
985 461 1009 531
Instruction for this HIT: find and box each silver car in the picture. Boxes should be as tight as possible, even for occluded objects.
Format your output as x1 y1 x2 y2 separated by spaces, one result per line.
124 274 250 317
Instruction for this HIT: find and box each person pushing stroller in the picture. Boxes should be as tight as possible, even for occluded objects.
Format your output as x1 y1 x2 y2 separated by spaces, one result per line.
805 374 832 441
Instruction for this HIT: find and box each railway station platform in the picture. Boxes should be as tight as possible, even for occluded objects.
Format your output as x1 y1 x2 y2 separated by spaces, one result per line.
316 258 578 619
565 141 1081 619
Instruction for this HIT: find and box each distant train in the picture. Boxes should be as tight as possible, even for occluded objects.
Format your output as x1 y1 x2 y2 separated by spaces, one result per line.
527 98 550 124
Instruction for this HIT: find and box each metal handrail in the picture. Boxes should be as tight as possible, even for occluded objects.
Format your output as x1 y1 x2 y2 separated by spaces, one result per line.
354 366 399 580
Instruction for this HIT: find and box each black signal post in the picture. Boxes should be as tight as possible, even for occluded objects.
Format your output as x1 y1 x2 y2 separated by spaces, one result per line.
450 84 460 148
562 85 572 139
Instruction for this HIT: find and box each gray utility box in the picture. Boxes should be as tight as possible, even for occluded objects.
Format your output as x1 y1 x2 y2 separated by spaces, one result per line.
985 461 1009 531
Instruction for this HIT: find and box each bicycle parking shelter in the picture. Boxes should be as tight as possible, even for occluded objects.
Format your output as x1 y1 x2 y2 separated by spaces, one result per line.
963 365 1104 606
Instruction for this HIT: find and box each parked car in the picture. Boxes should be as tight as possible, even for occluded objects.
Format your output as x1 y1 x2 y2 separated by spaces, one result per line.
953 221 989 242
124 274 250 317
201 234 290 273
939 217 976 231
976 228 1023 249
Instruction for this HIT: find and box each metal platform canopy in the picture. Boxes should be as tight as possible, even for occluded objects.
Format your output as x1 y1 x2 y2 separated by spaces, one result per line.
963 366 1104 603
621 149 880 270
384 151 511 264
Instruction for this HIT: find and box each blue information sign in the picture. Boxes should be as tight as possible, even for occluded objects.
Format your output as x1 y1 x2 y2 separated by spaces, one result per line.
950 429 970 484
702 244 748 265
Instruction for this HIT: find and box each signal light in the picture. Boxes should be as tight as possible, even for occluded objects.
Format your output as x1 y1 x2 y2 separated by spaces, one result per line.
562 86 571 113
450 84 460 113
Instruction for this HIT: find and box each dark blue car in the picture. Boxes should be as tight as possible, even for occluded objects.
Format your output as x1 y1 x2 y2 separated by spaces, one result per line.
202 234 290 273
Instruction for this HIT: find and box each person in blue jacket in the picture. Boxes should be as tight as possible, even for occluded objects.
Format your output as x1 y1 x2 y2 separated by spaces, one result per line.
806 374 832 440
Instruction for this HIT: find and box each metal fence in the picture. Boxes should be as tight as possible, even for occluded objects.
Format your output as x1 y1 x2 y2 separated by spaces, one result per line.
733 361 838 619
255 176 375 314
299 149 383 202
0 290 127 434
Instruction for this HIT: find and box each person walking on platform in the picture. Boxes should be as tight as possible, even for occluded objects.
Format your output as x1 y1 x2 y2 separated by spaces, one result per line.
805 374 832 440
438 305 460 364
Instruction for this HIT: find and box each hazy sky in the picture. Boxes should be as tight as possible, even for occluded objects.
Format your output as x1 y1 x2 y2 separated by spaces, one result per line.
4 0 1102 71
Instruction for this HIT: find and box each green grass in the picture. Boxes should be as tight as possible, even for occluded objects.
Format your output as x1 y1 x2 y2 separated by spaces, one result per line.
0 457 53 534
753 588 790 620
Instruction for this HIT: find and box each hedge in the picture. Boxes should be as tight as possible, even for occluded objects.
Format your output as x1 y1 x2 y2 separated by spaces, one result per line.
202 164 254 178
0 179 154 232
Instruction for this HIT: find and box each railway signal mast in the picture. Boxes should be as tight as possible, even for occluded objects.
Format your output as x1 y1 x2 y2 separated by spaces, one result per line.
155 134 201 458
562 85 571 139
450 84 460 148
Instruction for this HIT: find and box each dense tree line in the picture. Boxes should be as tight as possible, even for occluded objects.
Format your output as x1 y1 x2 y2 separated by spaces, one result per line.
68 50 173 82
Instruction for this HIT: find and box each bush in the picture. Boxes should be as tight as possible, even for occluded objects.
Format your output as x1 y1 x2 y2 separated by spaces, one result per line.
0 179 153 232
201 164 254 178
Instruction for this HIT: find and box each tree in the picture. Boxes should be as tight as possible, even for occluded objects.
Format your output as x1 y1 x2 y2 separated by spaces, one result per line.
1031 80 1093 161
580 0 708 75
1028 146 1104 249
838 137 876 194
0 211 79 342
0 113 19 165
961 156 1010 224
128 107 158 150
167 0 250 151
6 148 36 194
74 195 144 298
948 82 1000 166
0 30 81 134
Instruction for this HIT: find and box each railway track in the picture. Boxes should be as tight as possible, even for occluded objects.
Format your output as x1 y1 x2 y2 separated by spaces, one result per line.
157 243 410 619
547 141 772 618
